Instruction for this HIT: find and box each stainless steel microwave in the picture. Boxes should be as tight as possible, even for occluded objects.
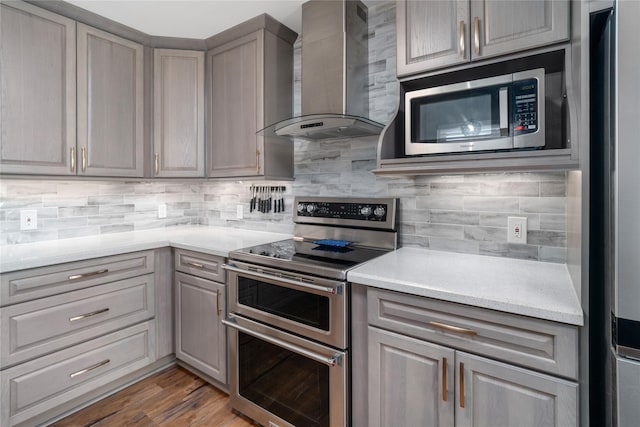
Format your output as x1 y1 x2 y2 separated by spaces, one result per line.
405 68 545 156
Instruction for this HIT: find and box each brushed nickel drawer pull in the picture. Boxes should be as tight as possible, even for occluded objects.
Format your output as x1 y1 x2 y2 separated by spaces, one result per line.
256 149 260 174
81 146 87 173
70 147 76 172
473 16 480 56
442 357 448 401
69 307 110 322
70 359 110 378
154 153 159 176
68 269 108 281
459 20 465 58
187 261 205 269
429 321 477 336
459 362 465 408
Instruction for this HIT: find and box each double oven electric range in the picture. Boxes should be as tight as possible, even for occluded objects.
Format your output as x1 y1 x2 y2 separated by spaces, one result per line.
222 196 398 427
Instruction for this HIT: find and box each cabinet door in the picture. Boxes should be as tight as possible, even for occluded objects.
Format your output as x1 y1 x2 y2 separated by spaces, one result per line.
153 49 205 177
77 24 144 177
0 2 76 175
470 0 569 61
396 0 469 76
456 351 578 427
207 31 263 178
368 327 455 427
175 272 226 384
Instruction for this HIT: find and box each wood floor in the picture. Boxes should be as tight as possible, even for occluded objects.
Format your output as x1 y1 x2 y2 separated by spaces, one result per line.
50 366 256 427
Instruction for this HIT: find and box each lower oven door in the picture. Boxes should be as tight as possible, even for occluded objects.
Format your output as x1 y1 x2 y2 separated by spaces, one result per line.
224 261 347 348
223 315 348 427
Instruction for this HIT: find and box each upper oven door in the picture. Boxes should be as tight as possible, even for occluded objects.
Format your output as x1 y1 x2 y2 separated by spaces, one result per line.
224 261 347 349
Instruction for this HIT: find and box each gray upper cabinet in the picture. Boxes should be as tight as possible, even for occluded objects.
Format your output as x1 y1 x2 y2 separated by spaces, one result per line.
153 49 205 177
77 23 144 177
206 16 296 179
0 2 76 175
397 0 570 76
396 0 469 76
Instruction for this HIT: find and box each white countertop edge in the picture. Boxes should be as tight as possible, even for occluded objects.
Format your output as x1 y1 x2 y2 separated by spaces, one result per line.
0 226 290 273
349 269 583 326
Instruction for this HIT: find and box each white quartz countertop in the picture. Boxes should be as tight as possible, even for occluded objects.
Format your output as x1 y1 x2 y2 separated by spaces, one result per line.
348 247 583 326
0 226 290 273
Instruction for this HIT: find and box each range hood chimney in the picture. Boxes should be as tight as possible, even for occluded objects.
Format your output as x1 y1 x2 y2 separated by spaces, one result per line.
260 0 383 141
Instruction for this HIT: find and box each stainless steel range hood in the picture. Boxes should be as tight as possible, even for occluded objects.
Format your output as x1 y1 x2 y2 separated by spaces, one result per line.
259 0 383 141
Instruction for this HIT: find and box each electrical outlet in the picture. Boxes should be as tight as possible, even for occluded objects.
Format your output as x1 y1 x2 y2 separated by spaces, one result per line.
236 205 243 219
20 210 38 230
158 204 167 219
507 216 527 244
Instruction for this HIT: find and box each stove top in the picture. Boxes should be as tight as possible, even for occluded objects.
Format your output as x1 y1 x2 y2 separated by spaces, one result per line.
228 239 390 280
229 197 398 280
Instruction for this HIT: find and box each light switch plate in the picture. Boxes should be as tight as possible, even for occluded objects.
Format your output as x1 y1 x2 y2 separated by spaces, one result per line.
507 216 527 244
20 210 38 230
158 204 167 219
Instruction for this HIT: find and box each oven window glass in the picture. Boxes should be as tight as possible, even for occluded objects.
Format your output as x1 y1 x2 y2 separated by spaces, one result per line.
238 332 330 427
238 277 330 331
411 85 503 143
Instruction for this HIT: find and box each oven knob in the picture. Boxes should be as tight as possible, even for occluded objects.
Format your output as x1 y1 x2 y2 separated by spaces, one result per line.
306 203 316 214
360 206 372 217
374 206 386 217
297 203 306 213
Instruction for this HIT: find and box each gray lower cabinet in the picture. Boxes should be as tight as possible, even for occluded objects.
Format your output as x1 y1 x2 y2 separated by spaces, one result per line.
206 16 296 179
0 250 162 427
396 0 570 76
0 1 76 175
153 49 205 177
360 286 579 427
174 250 227 384
77 23 144 177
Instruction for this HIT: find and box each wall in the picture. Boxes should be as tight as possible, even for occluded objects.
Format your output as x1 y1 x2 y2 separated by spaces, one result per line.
0 1 568 263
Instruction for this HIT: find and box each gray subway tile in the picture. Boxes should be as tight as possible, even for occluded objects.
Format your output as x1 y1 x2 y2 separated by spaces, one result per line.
463 197 519 212
539 246 567 263
415 223 464 239
430 210 479 226
540 214 567 231
100 224 134 234
479 181 539 197
464 226 508 242
416 196 464 210
428 237 479 255
478 242 539 261
540 182 567 197
58 206 100 218
430 182 480 196
527 230 567 247
519 197 566 214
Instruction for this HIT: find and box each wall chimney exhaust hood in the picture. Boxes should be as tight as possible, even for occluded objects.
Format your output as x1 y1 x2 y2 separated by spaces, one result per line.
259 0 383 142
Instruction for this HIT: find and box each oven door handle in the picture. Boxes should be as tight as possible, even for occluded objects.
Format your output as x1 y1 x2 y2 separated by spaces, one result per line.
222 263 342 295
222 316 342 367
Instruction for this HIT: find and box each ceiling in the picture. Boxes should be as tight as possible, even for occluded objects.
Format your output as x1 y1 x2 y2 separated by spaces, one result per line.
63 0 378 39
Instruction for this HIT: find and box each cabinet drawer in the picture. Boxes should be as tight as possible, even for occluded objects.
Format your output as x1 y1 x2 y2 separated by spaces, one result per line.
1 251 154 306
0 321 156 427
367 288 579 380
1 275 155 367
174 249 225 282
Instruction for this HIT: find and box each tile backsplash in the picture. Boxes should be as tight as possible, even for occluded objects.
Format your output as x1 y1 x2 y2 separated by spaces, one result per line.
0 1 567 263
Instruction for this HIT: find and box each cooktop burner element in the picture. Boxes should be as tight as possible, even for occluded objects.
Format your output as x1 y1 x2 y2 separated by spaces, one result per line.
229 197 398 280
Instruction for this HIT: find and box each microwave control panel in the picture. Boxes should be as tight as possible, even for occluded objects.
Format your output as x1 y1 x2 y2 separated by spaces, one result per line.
512 78 539 135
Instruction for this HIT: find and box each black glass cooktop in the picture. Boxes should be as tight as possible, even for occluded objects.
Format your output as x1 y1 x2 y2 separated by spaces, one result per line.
229 239 390 280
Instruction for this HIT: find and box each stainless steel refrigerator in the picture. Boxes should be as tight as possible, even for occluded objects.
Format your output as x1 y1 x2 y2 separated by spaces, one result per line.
590 2 640 426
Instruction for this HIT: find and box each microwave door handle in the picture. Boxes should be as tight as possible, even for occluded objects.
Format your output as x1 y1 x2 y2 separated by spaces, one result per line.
499 87 509 137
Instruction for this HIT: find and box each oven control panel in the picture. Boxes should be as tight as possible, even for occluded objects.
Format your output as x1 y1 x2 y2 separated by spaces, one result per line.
296 201 388 221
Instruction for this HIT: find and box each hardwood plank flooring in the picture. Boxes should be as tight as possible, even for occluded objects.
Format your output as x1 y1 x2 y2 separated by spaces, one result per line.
50 366 256 427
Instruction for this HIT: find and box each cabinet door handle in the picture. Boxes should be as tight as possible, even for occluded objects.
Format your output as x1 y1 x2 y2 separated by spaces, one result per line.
459 362 465 408
256 149 260 174
442 357 448 401
428 321 477 336
473 16 480 56
459 21 465 58
154 153 159 176
70 359 110 378
69 307 110 322
68 269 108 281
216 290 222 316
81 146 87 172
187 261 205 269
70 147 76 172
